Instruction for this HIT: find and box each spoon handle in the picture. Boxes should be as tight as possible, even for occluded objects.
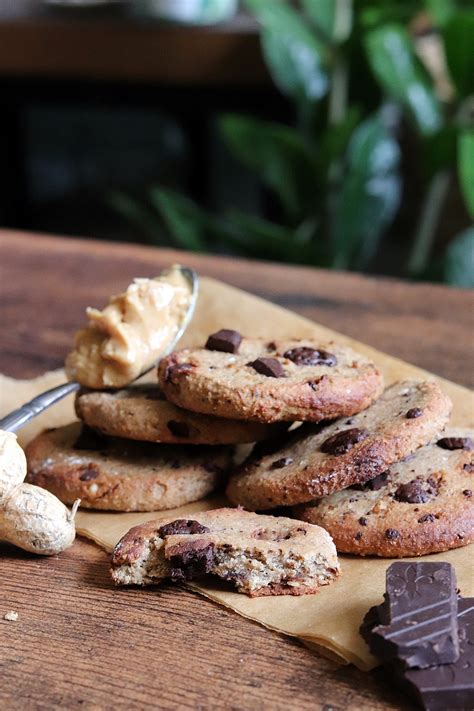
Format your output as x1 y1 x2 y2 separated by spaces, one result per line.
0 381 81 433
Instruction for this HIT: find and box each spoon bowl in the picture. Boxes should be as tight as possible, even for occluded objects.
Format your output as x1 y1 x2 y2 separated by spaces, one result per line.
0 267 199 433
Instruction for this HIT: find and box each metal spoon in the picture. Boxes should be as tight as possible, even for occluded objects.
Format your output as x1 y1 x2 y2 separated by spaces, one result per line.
0 267 199 433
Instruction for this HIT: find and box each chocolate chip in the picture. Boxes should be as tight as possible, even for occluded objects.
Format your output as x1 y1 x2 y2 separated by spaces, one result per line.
464 463 474 472
352 471 390 492
295 527 307 535
165 363 193 383
166 420 199 439
406 407 423 419
385 528 400 540
205 329 242 354
394 480 432 504
248 357 285 378
74 427 107 451
418 513 435 523
283 347 337 367
270 457 293 470
355 532 363 541
463 489 472 497
367 472 390 491
266 341 277 351
320 428 369 456
359 517 368 526
168 542 215 581
307 376 327 390
158 519 210 537
79 466 99 481
437 437 474 450
253 527 304 542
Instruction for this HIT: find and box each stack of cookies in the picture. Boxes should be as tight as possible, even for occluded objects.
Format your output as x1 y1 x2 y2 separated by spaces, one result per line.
24 382 285 512
158 329 473 558
25 328 473 562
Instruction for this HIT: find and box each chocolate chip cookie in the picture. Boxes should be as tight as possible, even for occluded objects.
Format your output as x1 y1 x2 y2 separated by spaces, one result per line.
110 507 340 596
158 331 384 423
226 381 452 510
294 429 473 556
75 385 283 445
25 423 232 512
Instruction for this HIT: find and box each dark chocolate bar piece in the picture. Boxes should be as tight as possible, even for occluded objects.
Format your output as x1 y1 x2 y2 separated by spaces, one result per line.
360 604 380 645
362 562 459 668
401 598 474 710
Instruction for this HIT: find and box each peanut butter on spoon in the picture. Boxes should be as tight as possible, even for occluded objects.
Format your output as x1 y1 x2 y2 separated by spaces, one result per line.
65 266 192 389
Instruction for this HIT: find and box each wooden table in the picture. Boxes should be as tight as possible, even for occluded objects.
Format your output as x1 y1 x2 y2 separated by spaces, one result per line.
1 230 473 710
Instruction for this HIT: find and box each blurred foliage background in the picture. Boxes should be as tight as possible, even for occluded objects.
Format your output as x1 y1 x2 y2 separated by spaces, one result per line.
110 0 474 286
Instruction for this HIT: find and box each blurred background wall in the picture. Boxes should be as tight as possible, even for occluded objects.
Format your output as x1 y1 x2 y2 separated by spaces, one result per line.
0 0 473 285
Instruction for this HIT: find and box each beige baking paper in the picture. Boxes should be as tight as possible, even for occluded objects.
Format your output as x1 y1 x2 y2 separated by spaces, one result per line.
1 277 473 671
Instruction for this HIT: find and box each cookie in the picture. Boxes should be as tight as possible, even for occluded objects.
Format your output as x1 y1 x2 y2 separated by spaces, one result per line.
25 423 232 512
110 507 340 597
75 385 283 445
158 332 384 424
294 428 473 556
226 380 452 510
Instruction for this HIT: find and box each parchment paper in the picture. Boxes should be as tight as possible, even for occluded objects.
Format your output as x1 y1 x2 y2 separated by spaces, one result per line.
1 277 473 671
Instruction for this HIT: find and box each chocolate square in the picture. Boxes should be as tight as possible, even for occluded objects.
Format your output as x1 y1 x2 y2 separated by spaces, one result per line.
362 562 460 669
205 329 242 354
401 598 474 710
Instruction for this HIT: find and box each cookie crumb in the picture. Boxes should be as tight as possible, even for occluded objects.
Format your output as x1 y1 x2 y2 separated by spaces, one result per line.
4 611 18 621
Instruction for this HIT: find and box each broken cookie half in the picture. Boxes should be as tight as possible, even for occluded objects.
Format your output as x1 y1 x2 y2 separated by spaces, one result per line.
110 508 340 597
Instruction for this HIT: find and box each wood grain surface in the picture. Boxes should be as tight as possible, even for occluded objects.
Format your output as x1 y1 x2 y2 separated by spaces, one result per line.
1 229 473 710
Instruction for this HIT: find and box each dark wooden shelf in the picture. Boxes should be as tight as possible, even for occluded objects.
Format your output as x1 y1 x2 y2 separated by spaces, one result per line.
0 2 268 85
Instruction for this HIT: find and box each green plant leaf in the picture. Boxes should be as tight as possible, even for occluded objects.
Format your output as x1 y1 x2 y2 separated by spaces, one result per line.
422 125 458 177
245 0 328 104
224 210 320 263
425 0 456 27
301 0 335 40
320 106 362 167
359 2 423 29
107 191 164 244
224 211 299 259
443 10 474 96
458 131 474 219
302 0 352 43
149 188 210 251
332 114 402 269
364 23 442 135
219 114 319 219
443 226 474 287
